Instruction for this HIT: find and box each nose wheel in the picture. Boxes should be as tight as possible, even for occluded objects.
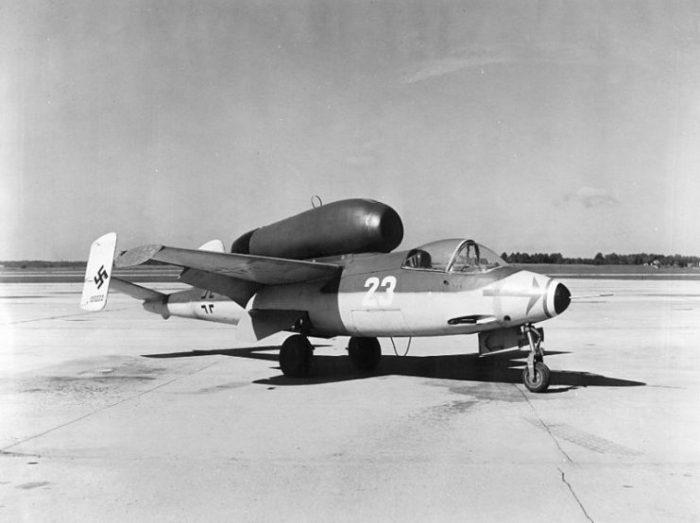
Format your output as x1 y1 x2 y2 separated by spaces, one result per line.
522 324 550 393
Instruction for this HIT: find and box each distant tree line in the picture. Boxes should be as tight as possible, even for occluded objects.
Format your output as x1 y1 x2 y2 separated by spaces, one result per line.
500 252 700 267
0 259 170 268
0 260 86 268
3 252 700 269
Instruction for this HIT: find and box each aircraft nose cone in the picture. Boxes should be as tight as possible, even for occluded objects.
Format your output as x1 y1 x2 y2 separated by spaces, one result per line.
554 283 571 315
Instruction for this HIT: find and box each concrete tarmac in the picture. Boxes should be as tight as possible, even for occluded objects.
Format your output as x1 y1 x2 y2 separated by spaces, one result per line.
1 279 699 522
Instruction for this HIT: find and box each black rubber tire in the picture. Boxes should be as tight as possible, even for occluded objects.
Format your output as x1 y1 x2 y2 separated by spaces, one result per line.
522 361 551 393
348 337 381 371
279 335 313 377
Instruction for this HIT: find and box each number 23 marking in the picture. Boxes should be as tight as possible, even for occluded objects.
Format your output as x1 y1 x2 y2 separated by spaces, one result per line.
362 276 397 307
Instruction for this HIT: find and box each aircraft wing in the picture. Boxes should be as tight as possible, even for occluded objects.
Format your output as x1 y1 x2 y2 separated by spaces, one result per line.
115 244 342 286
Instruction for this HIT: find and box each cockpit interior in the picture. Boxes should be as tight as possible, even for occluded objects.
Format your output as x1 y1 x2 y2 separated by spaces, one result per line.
402 239 506 273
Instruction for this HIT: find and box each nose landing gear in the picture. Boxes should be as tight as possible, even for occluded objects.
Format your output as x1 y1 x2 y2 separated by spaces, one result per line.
522 324 550 393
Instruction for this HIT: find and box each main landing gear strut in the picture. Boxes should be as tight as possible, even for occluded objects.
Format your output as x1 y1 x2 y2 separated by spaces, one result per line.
278 335 383 378
522 324 550 393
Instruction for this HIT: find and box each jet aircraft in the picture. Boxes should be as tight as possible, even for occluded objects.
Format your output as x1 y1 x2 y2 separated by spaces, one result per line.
81 199 571 392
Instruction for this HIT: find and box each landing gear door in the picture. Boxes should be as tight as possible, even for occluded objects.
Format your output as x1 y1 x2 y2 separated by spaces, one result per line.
350 309 408 336
478 327 526 355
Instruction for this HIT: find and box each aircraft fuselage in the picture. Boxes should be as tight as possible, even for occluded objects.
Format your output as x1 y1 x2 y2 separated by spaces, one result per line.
250 250 568 338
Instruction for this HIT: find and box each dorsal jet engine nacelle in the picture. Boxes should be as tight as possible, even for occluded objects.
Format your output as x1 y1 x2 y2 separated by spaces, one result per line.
230 199 404 260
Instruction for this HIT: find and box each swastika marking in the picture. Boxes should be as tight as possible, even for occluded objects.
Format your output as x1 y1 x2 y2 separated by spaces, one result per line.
94 265 109 289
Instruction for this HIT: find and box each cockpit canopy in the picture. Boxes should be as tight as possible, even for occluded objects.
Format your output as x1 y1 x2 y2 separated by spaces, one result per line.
402 239 506 273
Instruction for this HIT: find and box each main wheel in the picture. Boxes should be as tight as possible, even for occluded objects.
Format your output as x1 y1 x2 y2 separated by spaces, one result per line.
522 361 550 393
279 335 313 377
348 337 381 371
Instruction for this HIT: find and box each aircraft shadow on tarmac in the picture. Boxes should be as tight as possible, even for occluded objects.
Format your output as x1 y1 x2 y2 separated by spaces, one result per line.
143 345 646 392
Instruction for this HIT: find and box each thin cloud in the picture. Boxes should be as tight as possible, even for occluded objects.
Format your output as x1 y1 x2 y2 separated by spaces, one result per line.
560 186 620 208
345 152 380 169
401 45 515 84
344 139 381 170
401 53 512 84
400 41 658 85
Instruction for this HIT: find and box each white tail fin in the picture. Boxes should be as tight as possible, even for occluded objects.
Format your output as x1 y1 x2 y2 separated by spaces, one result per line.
198 239 225 252
80 232 117 311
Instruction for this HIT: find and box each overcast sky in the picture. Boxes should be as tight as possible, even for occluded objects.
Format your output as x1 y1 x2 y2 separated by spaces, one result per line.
2 0 700 260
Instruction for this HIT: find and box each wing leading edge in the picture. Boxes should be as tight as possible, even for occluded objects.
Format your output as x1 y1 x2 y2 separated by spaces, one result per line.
114 245 342 307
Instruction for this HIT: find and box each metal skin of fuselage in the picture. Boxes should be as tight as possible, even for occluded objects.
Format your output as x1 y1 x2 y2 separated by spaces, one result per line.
151 249 569 340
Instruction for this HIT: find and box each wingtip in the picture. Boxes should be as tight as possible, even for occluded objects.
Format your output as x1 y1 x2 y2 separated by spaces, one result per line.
114 244 164 268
